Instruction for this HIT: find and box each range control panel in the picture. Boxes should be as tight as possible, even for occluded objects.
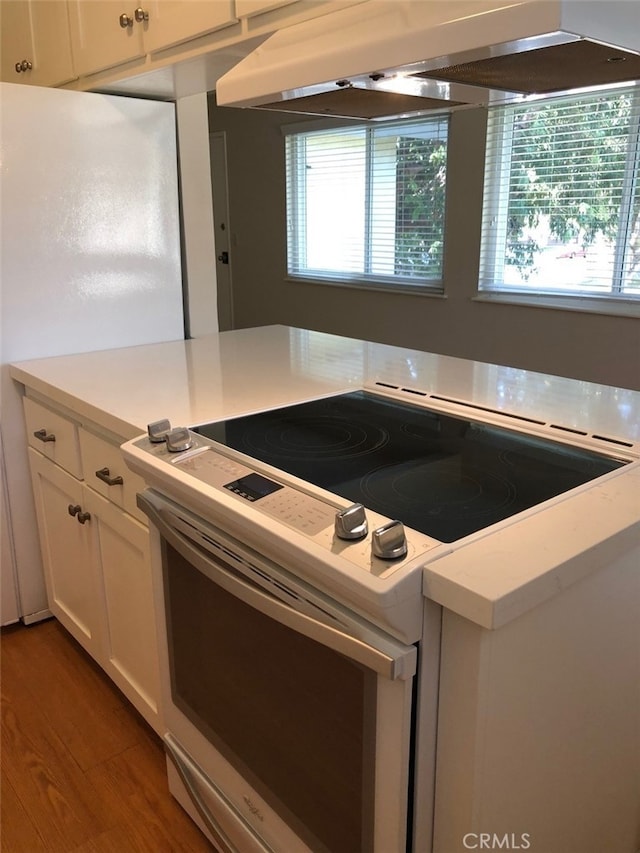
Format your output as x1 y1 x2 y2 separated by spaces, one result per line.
131 422 441 577
176 448 335 538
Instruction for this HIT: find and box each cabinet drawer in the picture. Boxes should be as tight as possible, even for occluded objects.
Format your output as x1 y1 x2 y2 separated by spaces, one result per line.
24 397 82 478
79 429 146 524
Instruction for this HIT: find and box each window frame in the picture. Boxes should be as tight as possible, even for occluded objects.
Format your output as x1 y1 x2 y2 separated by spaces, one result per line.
478 84 640 317
284 114 451 296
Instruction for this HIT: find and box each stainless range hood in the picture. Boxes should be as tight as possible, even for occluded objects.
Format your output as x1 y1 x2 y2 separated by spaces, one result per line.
216 0 640 120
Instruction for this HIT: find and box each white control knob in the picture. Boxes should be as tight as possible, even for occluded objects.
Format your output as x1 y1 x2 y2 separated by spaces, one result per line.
147 419 171 443
165 427 193 453
372 520 407 560
335 503 368 540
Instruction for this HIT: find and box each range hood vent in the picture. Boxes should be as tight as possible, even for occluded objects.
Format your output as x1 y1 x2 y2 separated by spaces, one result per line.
414 38 640 95
255 87 465 120
216 0 640 120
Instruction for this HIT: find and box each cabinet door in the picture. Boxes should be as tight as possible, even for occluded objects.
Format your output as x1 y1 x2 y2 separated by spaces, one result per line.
0 1 75 87
67 0 145 76
0 2 32 83
85 488 162 733
28 449 101 658
142 1 236 54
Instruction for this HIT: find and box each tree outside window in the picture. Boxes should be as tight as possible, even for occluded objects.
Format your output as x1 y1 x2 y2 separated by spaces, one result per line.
286 116 449 291
480 85 640 298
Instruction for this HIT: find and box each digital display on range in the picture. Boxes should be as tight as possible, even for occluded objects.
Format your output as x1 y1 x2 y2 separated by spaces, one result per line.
224 473 284 502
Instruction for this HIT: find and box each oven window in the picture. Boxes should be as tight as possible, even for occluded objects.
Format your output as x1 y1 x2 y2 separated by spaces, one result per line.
163 541 378 853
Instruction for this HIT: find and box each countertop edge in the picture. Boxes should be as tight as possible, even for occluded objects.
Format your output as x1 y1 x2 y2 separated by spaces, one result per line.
10 364 143 440
423 463 640 629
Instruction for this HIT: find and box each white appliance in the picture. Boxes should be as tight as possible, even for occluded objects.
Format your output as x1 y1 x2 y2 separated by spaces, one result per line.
0 82 184 626
216 0 640 119
122 386 635 852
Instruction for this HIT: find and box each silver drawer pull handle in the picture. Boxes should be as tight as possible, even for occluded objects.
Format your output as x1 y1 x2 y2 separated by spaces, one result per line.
34 428 56 443
95 467 124 486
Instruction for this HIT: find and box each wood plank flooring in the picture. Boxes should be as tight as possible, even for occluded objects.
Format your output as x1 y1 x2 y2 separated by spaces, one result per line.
1 618 215 852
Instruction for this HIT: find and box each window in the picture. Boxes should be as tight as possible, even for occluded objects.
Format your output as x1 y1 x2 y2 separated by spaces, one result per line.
479 85 640 303
285 116 449 291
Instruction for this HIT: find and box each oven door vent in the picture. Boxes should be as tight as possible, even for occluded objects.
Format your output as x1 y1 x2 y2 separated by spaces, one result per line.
370 380 638 458
590 434 634 449
428 393 546 426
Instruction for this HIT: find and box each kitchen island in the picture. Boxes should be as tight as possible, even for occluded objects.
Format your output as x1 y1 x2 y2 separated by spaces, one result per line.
11 324 639 626
9 325 640 853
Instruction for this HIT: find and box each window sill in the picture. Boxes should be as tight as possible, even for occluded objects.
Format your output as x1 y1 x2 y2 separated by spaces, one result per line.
286 275 446 298
473 291 640 319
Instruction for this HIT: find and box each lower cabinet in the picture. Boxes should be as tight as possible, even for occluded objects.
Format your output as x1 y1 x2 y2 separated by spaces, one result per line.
83 487 161 730
28 441 162 734
28 448 99 657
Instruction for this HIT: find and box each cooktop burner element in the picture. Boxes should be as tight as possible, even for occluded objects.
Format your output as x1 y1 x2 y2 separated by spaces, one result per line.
194 391 624 543
244 415 389 461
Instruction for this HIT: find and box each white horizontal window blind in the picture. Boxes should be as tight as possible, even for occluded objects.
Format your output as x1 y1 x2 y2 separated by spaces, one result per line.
480 84 640 300
286 116 449 290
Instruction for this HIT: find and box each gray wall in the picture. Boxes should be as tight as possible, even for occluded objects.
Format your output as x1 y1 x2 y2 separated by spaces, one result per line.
208 95 639 391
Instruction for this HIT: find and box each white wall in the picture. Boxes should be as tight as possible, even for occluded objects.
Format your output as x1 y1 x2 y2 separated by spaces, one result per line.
177 93 219 337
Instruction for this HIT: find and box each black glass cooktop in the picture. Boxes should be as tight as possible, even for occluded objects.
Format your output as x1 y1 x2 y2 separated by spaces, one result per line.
193 391 625 543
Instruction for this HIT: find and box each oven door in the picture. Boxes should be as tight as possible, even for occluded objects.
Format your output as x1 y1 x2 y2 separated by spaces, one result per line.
139 489 418 853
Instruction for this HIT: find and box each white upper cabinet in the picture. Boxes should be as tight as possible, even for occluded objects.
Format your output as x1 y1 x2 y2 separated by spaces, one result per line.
67 1 146 76
0 1 76 87
3 0 367 91
142 1 237 53
68 0 237 77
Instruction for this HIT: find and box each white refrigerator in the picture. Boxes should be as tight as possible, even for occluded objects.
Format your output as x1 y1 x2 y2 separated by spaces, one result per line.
1 82 185 625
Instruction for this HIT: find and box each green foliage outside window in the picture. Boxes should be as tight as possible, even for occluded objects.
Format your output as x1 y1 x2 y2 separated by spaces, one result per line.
503 89 639 288
395 138 447 278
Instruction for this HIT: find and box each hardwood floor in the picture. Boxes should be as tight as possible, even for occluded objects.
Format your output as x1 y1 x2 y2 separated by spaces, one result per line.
1 618 215 852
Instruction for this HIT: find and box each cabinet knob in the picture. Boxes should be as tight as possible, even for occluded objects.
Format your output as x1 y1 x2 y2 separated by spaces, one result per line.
15 59 33 73
33 428 56 443
119 13 134 28
68 504 81 517
77 511 91 524
95 467 124 487
134 7 149 22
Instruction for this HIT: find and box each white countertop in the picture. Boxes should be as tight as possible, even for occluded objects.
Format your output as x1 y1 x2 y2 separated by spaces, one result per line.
11 324 640 443
11 325 640 628
10 326 363 439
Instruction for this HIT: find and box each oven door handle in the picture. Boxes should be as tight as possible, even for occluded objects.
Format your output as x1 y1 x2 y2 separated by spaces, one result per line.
139 492 416 681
